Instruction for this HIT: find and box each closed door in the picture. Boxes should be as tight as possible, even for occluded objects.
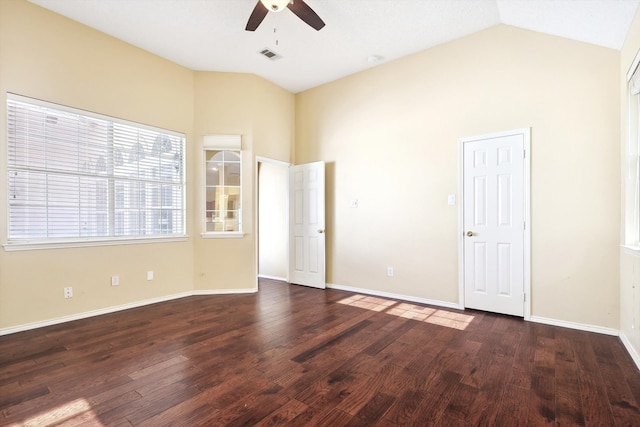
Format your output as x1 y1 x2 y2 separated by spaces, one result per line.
462 130 529 317
289 161 325 289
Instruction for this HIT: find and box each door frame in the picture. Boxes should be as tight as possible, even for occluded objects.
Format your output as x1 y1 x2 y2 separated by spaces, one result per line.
457 128 532 319
255 156 291 290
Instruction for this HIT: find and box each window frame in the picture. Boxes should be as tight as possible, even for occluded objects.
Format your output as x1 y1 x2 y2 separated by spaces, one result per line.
624 49 640 254
201 134 244 239
4 93 187 251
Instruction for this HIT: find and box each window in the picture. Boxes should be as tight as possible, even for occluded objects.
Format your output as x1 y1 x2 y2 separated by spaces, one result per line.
626 51 640 248
6 94 186 247
203 135 242 236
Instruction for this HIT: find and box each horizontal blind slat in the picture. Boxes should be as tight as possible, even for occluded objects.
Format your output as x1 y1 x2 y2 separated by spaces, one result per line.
7 96 186 242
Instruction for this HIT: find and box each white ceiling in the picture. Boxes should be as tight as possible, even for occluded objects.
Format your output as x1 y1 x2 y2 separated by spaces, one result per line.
29 0 640 93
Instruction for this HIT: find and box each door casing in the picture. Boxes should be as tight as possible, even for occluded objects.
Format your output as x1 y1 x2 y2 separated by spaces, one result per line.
458 128 531 319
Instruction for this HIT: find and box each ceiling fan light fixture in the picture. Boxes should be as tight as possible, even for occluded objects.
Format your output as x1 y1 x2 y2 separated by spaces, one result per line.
260 0 290 12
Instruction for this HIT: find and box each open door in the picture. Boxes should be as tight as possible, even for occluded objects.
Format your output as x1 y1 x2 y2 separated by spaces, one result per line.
289 161 325 288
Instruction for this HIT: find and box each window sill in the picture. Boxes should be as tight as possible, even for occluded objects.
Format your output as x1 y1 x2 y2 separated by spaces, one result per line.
201 232 245 239
3 235 189 252
622 245 640 257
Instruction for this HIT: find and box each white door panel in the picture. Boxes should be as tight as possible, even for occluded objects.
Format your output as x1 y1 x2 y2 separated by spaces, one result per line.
289 161 325 289
462 131 527 317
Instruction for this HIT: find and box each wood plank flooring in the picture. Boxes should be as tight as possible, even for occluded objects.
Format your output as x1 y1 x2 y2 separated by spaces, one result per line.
1 278 640 426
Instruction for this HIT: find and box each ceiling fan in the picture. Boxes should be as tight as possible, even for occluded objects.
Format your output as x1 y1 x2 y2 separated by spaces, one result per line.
245 0 325 31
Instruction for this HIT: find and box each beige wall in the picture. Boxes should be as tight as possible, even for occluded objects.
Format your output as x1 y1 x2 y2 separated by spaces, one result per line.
0 0 626 337
192 72 294 291
620 6 640 363
0 0 294 330
0 0 195 329
295 25 621 328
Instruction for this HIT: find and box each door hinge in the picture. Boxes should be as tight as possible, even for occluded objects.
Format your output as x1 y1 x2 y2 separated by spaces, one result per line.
523 293 526 302
523 149 526 159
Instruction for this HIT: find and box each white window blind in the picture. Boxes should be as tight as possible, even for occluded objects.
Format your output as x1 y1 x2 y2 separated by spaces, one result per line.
6 94 186 244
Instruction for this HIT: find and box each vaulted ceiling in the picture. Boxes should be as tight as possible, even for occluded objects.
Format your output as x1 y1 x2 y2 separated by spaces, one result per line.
29 0 640 93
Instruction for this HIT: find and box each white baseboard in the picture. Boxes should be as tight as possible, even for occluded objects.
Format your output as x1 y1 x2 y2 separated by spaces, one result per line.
529 315 619 336
0 291 193 336
327 283 623 336
0 287 257 336
257 274 287 282
193 288 257 295
327 283 463 310
620 332 640 371
4 283 636 374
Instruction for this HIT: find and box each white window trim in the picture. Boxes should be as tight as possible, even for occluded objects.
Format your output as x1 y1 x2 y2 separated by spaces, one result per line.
621 51 640 249
4 236 188 252
200 232 244 239
624 50 640 250
5 93 187 250
622 245 640 257
201 134 244 238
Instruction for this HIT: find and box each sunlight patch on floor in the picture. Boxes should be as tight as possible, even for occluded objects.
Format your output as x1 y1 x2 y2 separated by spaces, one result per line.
336 294 396 312
11 398 104 427
337 295 474 330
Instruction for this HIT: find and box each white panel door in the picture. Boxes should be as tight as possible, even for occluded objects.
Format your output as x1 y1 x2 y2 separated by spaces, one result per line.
463 132 526 316
289 161 325 289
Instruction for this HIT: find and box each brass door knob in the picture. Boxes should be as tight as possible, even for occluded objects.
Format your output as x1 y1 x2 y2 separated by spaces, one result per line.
466 231 474 237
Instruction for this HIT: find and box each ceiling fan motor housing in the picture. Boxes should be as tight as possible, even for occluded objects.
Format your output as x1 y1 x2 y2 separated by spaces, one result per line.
261 0 290 12
247 0 325 31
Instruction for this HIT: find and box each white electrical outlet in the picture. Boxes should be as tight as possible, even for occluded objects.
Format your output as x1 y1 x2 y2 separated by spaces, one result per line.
147 271 154 281
111 275 120 286
387 267 394 277
64 287 73 298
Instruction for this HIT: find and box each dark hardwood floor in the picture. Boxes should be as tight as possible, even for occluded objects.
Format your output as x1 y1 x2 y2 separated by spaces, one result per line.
1 278 640 426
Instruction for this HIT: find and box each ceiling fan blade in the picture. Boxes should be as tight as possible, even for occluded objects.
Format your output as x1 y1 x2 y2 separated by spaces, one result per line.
245 1 269 31
287 0 325 31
